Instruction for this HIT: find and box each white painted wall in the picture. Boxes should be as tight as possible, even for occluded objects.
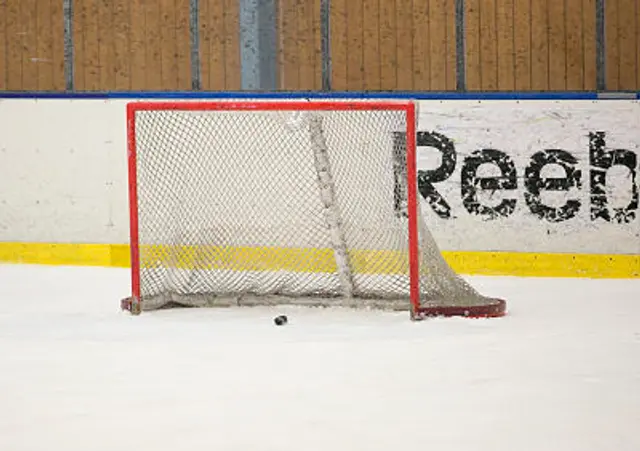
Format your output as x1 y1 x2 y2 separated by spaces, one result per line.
0 98 638 255
0 99 129 244
416 100 640 254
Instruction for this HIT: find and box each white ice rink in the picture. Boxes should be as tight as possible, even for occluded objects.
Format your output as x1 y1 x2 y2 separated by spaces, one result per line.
0 264 638 451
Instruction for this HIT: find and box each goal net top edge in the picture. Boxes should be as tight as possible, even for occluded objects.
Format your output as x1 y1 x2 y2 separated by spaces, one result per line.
126 100 417 114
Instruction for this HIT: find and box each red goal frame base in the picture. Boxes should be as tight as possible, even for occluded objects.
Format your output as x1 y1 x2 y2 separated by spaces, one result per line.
412 298 507 319
121 296 507 319
121 297 141 315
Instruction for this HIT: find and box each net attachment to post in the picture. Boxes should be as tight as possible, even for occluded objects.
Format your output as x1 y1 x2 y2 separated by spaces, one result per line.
121 100 507 319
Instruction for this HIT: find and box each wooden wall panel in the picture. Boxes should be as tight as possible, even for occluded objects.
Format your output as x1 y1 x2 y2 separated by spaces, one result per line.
330 0 455 91
199 0 224 90
312 0 323 89
411 0 430 90
395 0 414 90
362 0 381 90
465 1 481 90
480 0 498 90
51 0 66 90
0 0 64 91
35 0 53 90
426 0 448 90
328 0 347 90
497 0 515 90
513 0 532 90
129 0 146 90
445 0 456 89
278 0 321 90
112 1 130 90
19 0 38 90
297 0 318 89
638 1 640 89
346 0 364 90
98 0 115 90
5 0 21 89
1 0 637 93
0 1 5 89
467 0 597 91
606 0 640 90
530 0 549 90
6 0 22 89
74 0 191 91
200 0 240 90
81 0 100 89
565 0 584 89
160 0 177 91
605 0 621 89
582 0 597 90
617 0 637 89
278 0 299 90
74 0 112 90
0 1 4 89
144 1 162 90
548 0 567 90
445 0 457 89
379 0 397 90
175 0 191 90
223 0 241 90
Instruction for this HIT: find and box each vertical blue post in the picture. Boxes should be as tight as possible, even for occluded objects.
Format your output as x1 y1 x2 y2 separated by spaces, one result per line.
239 0 277 90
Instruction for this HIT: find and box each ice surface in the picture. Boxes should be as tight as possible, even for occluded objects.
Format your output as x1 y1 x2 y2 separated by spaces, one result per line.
0 264 638 451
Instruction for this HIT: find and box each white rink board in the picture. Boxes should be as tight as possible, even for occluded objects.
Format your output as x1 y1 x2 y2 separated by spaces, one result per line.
415 100 639 254
0 98 638 255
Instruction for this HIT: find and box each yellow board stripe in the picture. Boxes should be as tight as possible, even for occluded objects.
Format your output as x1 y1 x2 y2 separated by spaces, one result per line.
138 244 410 275
0 242 638 279
441 251 640 279
0 242 131 268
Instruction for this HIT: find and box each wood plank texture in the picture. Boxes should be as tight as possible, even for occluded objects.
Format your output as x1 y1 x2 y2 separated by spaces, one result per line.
1 0 64 90
0 0 6 89
329 0 348 90
2 0 637 92
73 0 191 90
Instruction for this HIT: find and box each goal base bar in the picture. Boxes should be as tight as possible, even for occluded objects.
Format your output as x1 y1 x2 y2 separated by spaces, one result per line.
120 296 507 318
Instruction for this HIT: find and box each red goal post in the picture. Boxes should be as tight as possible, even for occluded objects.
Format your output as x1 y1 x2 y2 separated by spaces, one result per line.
123 99 506 319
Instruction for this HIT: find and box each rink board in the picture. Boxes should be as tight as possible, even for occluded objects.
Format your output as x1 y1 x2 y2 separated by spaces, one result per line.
0 94 638 278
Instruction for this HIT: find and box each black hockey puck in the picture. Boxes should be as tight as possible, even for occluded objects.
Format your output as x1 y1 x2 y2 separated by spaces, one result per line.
274 315 288 326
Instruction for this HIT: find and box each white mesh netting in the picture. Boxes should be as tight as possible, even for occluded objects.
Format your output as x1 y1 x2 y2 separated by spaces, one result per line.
127 103 504 317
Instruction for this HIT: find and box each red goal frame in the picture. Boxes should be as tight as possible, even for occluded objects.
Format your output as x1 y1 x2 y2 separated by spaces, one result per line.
125 100 506 319
126 100 419 316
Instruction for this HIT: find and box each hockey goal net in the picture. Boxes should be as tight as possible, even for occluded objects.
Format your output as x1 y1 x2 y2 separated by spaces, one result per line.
122 100 506 319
